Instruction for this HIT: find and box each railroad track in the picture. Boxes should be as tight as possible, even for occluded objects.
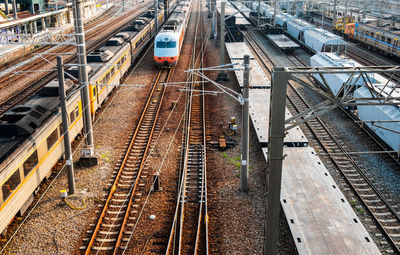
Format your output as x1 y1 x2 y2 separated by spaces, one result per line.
0 6 149 116
345 44 400 84
166 1 209 253
243 28 400 253
80 68 171 254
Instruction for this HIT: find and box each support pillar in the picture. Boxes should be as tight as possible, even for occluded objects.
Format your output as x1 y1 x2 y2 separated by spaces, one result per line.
41 17 46 30
154 0 158 35
240 55 250 192
5 0 9 15
264 68 289 255
332 0 337 28
12 0 17 19
73 0 98 164
57 56 76 195
273 0 277 26
217 1 228 81
33 20 37 34
29 21 33 36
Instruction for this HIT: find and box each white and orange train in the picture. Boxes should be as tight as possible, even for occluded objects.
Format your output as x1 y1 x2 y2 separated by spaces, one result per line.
154 0 193 68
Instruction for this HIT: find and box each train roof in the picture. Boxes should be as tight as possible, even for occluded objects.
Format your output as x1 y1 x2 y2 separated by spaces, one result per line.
0 81 75 164
355 22 400 36
305 28 346 44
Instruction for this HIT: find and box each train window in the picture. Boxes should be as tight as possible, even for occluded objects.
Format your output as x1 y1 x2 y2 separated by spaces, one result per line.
370 32 374 38
110 67 115 77
2 170 21 201
92 86 96 96
105 73 110 83
117 60 121 68
47 128 59 151
23 150 38 177
381 36 386 42
70 105 79 123
156 41 177 48
387 37 392 44
69 110 75 124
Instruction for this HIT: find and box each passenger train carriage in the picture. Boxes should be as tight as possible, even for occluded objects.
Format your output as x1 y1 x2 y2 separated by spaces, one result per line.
345 22 400 57
154 0 192 68
0 5 176 235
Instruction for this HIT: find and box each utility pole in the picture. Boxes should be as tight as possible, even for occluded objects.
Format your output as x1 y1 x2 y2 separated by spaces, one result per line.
264 68 289 255
321 1 325 29
332 0 337 28
57 56 76 195
344 0 349 29
217 1 228 81
211 0 216 41
12 0 17 19
5 0 9 15
379 0 384 26
257 0 261 28
240 55 250 192
154 0 158 34
273 0 277 27
73 0 97 163
164 0 169 18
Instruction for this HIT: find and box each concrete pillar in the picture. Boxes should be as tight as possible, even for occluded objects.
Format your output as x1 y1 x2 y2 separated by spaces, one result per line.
31 3 35 14
41 17 46 30
5 0 9 15
24 23 27 34
12 0 17 19
29 21 33 35
33 20 37 33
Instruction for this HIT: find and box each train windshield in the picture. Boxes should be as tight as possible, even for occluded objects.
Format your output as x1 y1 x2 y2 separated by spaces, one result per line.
156 41 177 48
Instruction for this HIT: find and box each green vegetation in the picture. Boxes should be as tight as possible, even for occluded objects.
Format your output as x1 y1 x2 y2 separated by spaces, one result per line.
220 153 241 170
100 151 111 162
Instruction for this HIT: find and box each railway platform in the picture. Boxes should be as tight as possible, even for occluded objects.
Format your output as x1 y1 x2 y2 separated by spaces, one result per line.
225 41 381 254
0 1 108 64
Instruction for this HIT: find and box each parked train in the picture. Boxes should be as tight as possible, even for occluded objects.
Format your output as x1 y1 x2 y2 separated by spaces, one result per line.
154 0 192 68
243 2 347 53
310 52 400 153
344 22 400 58
0 4 176 235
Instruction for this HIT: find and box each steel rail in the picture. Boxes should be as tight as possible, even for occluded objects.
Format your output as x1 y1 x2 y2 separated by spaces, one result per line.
84 68 171 254
166 0 209 252
244 28 400 253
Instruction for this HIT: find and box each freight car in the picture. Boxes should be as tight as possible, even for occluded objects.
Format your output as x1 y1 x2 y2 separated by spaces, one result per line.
244 2 346 53
310 52 400 152
344 22 400 57
0 6 171 236
154 0 192 68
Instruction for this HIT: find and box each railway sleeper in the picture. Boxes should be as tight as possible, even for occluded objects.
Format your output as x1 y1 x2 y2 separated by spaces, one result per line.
351 182 369 187
356 188 373 192
364 199 382 203
360 194 378 198
384 226 400 230
91 246 114 251
95 238 116 243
